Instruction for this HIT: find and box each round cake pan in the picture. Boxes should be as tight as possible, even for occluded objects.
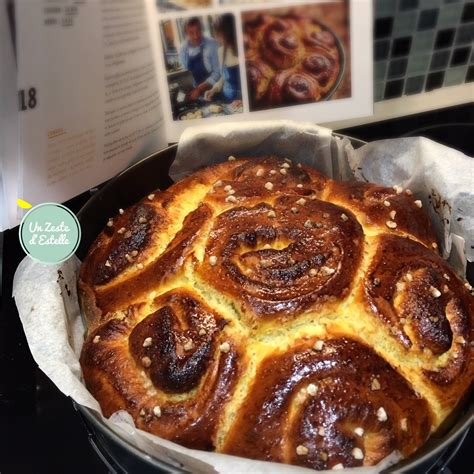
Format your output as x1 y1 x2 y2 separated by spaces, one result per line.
321 22 346 101
75 139 473 474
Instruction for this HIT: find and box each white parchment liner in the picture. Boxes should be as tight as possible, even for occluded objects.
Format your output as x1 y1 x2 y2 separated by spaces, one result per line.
13 121 474 473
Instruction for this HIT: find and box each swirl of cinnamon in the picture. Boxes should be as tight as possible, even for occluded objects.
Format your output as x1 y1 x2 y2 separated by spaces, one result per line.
83 201 166 287
364 235 472 386
325 181 437 248
80 289 242 450
261 19 304 70
199 195 363 318
266 70 321 106
223 338 431 470
302 53 339 92
81 204 212 320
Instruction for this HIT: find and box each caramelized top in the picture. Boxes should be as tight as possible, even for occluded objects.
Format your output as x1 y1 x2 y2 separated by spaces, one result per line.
128 290 229 393
223 338 431 470
81 289 243 450
200 197 363 319
79 156 473 468
364 235 472 387
325 181 438 248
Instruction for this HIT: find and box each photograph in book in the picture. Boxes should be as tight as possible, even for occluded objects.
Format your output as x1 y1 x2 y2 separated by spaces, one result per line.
159 14 243 121
157 0 212 13
242 1 351 111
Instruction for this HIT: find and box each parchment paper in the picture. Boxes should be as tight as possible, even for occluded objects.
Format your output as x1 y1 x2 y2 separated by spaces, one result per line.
13 121 473 473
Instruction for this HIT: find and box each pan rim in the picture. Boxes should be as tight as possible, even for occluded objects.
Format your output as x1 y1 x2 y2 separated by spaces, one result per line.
75 139 474 473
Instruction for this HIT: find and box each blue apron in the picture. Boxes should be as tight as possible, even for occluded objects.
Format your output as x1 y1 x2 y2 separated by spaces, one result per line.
187 45 208 87
222 64 241 103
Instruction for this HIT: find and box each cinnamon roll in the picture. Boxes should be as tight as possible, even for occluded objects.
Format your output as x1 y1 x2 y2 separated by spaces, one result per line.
266 70 321 106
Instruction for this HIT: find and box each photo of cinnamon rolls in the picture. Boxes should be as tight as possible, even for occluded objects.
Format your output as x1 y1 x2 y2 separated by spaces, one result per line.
242 2 351 110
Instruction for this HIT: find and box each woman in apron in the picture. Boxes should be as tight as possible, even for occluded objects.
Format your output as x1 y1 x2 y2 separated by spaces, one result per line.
204 15 242 105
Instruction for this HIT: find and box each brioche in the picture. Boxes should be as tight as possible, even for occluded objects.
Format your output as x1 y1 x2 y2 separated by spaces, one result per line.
79 156 473 470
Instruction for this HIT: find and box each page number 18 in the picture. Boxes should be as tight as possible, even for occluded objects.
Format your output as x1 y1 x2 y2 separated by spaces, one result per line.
19 88 37 111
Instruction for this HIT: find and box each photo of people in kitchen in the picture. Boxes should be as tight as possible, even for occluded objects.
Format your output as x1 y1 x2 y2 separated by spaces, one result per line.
160 14 243 121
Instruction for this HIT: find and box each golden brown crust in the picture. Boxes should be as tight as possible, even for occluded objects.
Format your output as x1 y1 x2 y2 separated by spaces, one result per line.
80 289 244 450
324 181 438 248
362 235 473 412
199 197 363 320
79 156 473 468
223 338 432 469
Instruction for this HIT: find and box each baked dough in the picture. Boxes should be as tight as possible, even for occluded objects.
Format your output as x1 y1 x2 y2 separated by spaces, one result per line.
80 156 473 470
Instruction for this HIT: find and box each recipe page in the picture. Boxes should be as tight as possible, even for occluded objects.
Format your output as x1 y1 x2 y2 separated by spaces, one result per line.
148 0 373 141
15 0 167 217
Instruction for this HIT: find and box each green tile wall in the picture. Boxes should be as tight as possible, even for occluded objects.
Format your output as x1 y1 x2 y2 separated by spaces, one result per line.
374 0 473 100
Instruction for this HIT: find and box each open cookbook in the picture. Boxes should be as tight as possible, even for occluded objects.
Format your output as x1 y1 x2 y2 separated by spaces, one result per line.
0 0 372 231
